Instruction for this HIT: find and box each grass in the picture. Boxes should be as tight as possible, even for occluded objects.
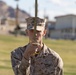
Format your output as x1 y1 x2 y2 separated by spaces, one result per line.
0 34 76 75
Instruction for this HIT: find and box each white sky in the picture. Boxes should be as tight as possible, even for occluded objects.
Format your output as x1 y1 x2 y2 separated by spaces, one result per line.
2 0 76 20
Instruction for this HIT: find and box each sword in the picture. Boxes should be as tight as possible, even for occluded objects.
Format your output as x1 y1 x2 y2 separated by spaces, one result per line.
32 0 38 44
33 0 39 55
34 0 38 41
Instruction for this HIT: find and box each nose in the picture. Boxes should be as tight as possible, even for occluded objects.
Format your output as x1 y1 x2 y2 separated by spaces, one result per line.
36 33 37 36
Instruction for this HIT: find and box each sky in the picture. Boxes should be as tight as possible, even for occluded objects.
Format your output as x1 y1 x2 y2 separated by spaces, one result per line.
2 0 76 20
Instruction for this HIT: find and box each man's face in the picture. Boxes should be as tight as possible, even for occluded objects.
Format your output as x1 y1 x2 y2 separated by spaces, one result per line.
27 29 46 43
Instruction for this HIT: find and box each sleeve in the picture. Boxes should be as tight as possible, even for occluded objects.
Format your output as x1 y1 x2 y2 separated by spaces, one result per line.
11 49 29 75
56 57 64 75
47 48 64 75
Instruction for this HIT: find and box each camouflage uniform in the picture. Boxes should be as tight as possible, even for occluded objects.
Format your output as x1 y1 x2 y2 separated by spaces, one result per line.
11 44 63 75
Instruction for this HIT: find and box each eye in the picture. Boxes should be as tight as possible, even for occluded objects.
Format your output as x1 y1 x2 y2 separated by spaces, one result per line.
37 31 41 33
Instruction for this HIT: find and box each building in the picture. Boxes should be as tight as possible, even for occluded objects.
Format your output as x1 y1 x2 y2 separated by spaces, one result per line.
50 14 76 39
0 17 27 35
45 20 56 38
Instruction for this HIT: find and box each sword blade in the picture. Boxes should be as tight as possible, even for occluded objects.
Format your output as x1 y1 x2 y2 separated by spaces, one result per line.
34 0 38 41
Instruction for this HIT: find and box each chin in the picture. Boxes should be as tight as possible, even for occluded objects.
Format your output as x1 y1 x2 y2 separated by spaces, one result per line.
36 40 39 42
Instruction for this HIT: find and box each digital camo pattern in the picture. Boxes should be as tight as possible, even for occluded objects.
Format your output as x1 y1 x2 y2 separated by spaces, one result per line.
26 17 45 26
11 44 63 75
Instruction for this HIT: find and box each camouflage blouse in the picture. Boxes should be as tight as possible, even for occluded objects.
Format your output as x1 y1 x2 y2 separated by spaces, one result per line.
11 44 63 75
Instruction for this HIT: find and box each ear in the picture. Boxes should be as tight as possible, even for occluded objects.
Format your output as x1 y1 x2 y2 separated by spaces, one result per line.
43 30 47 36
